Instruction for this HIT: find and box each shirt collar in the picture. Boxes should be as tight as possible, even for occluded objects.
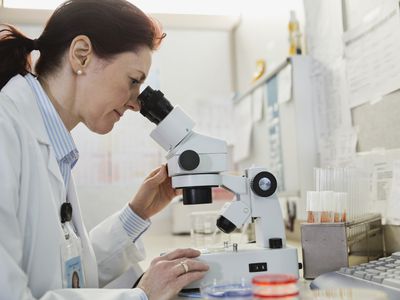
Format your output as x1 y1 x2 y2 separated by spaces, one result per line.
25 74 79 167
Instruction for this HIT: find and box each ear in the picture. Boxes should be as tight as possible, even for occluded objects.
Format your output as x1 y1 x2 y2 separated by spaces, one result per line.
68 35 92 75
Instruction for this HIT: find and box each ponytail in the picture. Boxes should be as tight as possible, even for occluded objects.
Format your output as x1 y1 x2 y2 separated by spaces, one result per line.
0 25 37 89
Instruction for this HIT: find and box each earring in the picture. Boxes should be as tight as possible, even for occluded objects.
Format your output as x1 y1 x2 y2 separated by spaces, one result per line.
76 70 83 75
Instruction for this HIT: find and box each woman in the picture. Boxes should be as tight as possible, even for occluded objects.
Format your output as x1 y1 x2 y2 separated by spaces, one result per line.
0 0 208 299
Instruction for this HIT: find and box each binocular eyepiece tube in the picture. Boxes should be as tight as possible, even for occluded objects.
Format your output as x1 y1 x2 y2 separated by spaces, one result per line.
137 86 174 124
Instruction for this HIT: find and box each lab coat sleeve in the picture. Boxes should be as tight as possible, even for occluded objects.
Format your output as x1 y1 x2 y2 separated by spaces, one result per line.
39 288 148 300
89 210 147 288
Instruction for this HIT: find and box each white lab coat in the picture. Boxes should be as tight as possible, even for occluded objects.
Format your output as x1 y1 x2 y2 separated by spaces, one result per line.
0 75 148 300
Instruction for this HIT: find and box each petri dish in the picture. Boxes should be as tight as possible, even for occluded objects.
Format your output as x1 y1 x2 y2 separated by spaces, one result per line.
252 274 299 299
201 282 253 299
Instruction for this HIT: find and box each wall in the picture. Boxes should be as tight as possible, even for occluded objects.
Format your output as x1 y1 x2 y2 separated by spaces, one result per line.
233 0 305 94
343 0 400 152
343 0 400 252
156 29 234 106
10 21 234 232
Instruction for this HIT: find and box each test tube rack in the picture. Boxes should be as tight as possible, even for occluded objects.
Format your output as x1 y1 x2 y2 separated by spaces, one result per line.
301 213 384 279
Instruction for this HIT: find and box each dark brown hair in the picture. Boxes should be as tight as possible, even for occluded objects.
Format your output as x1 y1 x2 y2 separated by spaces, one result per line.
0 0 165 89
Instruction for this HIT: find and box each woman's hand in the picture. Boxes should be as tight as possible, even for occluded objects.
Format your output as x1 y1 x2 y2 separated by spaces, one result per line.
137 248 209 300
129 164 179 220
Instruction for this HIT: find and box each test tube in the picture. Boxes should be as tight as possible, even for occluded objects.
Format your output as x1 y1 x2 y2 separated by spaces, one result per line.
341 192 348 222
333 192 340 222
320 191 334 223
334 192 347 222
306 191 321 223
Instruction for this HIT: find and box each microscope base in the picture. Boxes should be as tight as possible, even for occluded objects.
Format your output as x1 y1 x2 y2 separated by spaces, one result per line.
185 244 299 289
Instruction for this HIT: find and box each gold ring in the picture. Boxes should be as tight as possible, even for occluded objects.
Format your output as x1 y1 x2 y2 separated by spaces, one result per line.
179 261 189 274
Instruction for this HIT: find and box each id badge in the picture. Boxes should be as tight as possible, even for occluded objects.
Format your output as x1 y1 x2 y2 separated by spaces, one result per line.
60 222 85 288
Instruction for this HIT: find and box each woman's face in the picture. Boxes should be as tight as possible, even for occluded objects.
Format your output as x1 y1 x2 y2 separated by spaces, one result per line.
75 46 152 134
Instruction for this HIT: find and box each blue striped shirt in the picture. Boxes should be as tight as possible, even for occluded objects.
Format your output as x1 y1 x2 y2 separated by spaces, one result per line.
25 74 149 242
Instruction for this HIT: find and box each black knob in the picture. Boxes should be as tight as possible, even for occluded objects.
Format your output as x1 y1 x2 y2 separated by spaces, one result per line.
298 262 303 270
269 238 283 249
178 150 200 171
251 171 277 197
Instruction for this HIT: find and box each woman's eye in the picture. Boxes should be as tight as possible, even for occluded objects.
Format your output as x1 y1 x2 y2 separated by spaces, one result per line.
131 78 139 85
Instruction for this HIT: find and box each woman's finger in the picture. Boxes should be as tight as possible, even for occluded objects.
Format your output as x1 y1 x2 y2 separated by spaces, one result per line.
160 248 201 261
145 164 168 186
145 165 162 179
170 258 209 277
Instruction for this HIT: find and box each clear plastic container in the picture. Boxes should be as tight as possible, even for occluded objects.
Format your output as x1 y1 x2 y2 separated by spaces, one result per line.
201 281 253 299
190 211 220 249
252 274 299 299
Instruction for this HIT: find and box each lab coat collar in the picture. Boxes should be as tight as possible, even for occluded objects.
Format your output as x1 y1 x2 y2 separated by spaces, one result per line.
2 75 50 146
1 75 65 192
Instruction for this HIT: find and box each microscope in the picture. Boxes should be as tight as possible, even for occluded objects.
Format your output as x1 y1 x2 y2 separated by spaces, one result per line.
138 87 300 288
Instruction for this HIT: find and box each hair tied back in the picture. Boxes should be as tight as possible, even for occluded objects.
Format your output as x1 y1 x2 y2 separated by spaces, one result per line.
31 38 40 51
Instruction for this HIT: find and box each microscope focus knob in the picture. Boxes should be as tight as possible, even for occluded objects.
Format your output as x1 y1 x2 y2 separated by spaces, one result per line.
251 171 277 197
178 150 200 171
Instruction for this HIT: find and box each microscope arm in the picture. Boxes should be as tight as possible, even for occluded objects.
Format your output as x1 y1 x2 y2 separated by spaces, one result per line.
220 174 247 195
218 169 286 249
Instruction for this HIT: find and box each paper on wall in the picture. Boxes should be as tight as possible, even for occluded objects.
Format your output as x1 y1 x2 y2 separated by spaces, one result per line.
277 64 292 104
304 0 352 168
344 0 400 108
311 59 351 139
304 0 344 65
352 148 400 223
266 77 284 191
252 86 264 122
318 127 357 168
371 161 393 203
387 160 400 225
233 96 252 163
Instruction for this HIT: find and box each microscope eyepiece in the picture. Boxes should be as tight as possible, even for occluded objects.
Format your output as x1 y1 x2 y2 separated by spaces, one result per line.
138 86 174 124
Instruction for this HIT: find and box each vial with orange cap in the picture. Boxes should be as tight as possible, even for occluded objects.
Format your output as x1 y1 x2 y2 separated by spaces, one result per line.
252 274 300 300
